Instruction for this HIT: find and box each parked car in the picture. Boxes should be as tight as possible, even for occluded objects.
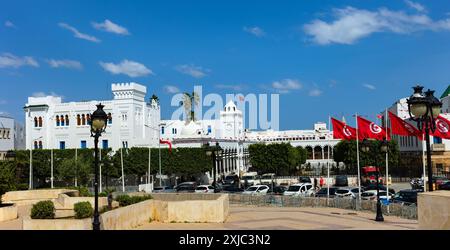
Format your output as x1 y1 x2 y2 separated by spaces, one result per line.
224 174 240 186
392 189 420 205
268 185 287 195
222 185 244 193
335 187 361 199
240 172 260 187
315 187 338 198
365 183 395 194
194 185 215 193
334 175 348 187
433 176 450 189
439 181 450 190
175 182 197 193
242 185 270 195
298 176 312 183
152 186 174 193
283 183 315 197
361 190 394 201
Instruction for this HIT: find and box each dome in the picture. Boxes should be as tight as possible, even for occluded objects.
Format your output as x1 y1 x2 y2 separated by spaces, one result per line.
180 121 202 136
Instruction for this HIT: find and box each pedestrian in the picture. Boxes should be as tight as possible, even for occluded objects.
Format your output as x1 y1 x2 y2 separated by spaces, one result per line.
320 177 324 188
314 178 318 190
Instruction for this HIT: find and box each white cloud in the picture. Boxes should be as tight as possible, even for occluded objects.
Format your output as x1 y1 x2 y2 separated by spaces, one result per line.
58 22 100 43
175 64 208 78
405 0 426 13
303 6 442 45
243 26 266 37
0 53 39 68
5 20 16 28
215 84 243 91
99 59 153 77
164 85 180 94
363 84 376 90
32 92 62 98
46 59 82 70
272 79 302 93
92 19 130 35
309 88 323 97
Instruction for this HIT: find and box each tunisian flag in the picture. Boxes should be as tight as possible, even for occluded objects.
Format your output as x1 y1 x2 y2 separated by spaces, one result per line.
357 116 390 140
331 117 357 140
388 111 422 139
159 139 172 153
432 115 450 139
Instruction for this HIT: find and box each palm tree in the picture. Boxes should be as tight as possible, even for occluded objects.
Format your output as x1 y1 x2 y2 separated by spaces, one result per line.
182 91 200 123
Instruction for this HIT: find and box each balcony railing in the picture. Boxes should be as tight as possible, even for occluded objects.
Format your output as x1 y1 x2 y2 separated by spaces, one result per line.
432 143 445 152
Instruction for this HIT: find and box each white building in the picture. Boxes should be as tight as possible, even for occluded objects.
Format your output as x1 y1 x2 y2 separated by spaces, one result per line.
24 82 160 151
0 115 25 160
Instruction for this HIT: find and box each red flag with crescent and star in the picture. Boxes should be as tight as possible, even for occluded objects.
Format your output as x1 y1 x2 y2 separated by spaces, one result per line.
388 111 423 139
357 116 390 141
331 117 357 140
432 115 450 139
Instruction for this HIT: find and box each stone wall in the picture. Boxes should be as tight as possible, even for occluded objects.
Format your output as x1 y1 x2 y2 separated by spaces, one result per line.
418 191 450 229
1 189 78 205
23 217 92 230
0 204 18 222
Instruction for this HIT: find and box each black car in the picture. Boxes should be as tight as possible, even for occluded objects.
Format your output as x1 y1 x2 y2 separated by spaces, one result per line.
268 185 287 195
392 190 420 205
439 181 450 190
224 174 240 186
175 182 197 193
315 187 338 197
298 177 312 183
334 175 348 187
221 185 244 193
365 183 395 194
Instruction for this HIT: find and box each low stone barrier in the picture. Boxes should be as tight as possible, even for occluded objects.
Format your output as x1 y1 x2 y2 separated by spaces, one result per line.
1 189 78 205
418 191 450 229
100 199 155 230
0 204 18 222
23 217 92 230
56 194 117 210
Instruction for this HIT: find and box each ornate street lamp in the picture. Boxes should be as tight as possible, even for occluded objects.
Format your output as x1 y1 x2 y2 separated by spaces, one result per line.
206 142 223 193
407 85 442 192
90 103 108 231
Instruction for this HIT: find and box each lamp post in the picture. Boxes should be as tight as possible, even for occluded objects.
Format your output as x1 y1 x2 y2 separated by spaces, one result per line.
407 85 442 192
90 103 108 231
206 142 223 193
361 139 384 222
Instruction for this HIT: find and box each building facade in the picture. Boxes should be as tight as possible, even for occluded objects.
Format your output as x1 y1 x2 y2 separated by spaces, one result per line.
0 115 25 160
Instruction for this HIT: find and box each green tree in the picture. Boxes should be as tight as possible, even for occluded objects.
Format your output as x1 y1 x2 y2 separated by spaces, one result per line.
182 91 200 122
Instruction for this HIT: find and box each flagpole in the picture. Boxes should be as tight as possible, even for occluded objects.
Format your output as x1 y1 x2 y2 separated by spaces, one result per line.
422 133 426 192
385 108 390 212
355 113 361 210
327 115 331 206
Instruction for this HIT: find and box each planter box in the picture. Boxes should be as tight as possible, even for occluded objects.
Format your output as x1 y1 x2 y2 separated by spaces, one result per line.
0 204 18 222
1 189 78 205
23 217 92 230
418 191 450 229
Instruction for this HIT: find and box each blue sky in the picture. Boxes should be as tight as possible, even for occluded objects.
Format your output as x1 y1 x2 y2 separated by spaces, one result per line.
1 0 450 130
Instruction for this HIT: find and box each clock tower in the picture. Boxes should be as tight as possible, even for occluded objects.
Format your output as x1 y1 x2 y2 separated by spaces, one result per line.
219 101 243 139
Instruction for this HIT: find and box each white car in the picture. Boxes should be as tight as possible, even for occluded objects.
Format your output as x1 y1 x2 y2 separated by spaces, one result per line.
335 187 361 199
361 190 394 201
194 185 215 193
283 183 315 197
242 185 269 195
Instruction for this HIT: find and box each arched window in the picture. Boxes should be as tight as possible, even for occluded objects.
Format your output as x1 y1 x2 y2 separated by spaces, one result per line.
34 141 38 149
56 115 60 127
60 115 65 126
233 107 236 111
38 141 43 149
38 117 43 127
34 117 38 127
108 113 112 125
77 114 81 126
81 114 86 125
86 114 91 125
65 115 69 126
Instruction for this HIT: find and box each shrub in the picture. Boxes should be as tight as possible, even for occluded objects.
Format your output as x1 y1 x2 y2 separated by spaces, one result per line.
31 200 55 219
115 194 152 207
74 201 93 219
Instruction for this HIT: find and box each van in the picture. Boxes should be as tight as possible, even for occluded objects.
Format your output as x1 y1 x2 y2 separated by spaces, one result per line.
240 172 259 187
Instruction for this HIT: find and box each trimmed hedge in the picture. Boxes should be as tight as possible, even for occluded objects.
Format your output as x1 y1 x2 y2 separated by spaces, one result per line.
74 201 93 219
115 194 153 207
31 200 55 219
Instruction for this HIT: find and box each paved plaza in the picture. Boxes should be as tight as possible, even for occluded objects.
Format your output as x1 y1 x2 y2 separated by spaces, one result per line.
137 205 417 230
